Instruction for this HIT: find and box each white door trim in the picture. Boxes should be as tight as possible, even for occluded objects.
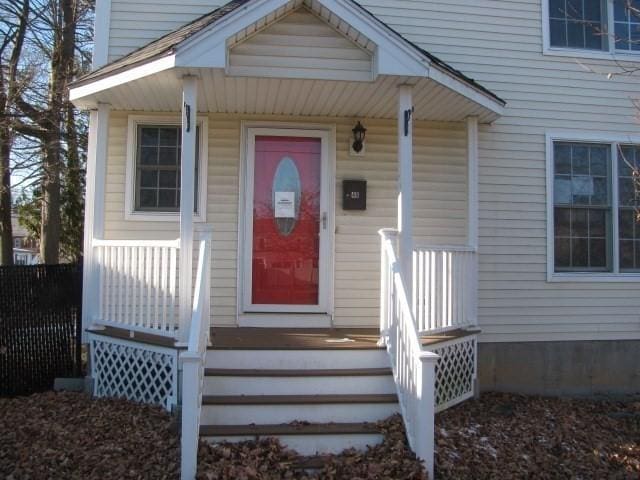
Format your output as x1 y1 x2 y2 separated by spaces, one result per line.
238 121 336 318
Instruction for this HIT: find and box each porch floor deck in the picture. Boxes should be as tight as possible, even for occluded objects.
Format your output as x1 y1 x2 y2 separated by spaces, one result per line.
210 327 477 350
210 327 383 350
89 326 477 351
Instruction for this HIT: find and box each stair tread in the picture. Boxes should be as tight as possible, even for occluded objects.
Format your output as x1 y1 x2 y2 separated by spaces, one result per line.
200 422 382 437
202 393 398 405
204 368 392 377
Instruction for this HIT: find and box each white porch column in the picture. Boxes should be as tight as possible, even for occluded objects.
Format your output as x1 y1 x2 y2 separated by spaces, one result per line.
81 103 110 342
466 116 479 326
397 85 414 296
179 76 198 343
466 116 479 249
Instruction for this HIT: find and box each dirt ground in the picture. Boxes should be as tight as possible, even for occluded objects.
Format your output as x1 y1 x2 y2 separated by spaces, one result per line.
0 391 638 479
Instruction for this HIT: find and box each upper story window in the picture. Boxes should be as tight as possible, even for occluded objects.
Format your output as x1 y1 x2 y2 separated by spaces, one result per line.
549 0 607 50
544 0 640 56
125 116 208 222
613 0 640 51
548 134 640 281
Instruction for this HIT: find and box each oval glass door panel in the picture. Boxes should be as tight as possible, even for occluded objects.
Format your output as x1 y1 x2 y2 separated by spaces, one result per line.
272 157 301 236
252 136 321 305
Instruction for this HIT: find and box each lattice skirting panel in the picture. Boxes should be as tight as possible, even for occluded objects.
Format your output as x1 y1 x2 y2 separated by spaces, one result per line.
430 334 477 412
89 334 179 411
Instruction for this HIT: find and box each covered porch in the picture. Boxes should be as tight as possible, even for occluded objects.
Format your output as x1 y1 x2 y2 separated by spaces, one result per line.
70 0 503 478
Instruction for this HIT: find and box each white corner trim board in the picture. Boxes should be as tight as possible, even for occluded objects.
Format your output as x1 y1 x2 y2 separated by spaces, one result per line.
92 0 111 69
545 130 640 283
124 114 208 223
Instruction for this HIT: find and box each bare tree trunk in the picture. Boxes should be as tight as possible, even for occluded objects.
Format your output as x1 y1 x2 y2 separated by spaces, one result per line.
0 0 30 265
0 123 13 266
63 102 83 261
40 0 76 264
40 132 61 263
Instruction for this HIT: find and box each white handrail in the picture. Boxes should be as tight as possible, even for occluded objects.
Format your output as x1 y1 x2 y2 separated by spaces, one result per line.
412 244 476 253
180 233 212 480
93 238 181 248
379 228 437 479
92 238 180 337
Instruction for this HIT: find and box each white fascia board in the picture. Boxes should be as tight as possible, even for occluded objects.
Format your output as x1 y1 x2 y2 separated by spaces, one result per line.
175 0 292 68
69 55 176 103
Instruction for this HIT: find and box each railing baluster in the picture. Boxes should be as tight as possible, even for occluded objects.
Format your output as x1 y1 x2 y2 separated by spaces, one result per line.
97 246 105 322
123 246 130 326
130 247 138 328
169 247 177 332
137 247 145 328
145 246 152 329
153 246 160 330
117 247 124 325
160 247 168 332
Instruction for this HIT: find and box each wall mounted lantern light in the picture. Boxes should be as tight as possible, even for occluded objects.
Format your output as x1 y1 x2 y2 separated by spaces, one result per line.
352 121 367 154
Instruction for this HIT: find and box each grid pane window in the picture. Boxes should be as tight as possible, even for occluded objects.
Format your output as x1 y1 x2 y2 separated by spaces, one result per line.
553 142 611 271
549 0 607 50
614 0 640 50
618 145 640 270
135 125 199 212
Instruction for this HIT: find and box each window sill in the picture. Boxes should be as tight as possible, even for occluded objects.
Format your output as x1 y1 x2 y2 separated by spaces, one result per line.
124 211 206 223
548 272 640 283
543 46 640 62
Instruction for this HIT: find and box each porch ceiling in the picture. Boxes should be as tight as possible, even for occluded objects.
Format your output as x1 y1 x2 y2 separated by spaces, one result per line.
72 67 500 123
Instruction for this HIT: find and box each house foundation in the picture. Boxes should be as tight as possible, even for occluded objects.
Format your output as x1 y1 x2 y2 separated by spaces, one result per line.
478 340 640 396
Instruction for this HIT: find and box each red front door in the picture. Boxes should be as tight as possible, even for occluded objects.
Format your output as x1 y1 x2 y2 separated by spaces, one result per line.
251 136 321 305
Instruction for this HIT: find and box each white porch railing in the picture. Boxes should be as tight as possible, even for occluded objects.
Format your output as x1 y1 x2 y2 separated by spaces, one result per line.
379 229 438 479
413 245 478 334
92 239 180 337
180 233 212 480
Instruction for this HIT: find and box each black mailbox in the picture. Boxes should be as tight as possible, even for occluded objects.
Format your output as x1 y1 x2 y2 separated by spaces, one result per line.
342 180 367 210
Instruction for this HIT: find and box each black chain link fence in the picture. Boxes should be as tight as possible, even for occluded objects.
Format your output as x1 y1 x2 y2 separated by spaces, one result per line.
0 263 83 396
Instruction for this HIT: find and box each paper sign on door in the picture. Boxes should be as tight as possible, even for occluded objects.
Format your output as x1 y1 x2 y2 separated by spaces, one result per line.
274 191 295 218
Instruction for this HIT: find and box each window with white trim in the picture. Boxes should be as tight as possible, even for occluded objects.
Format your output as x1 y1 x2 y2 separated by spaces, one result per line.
544 0 640 55
134 125 199 213
550 138 640 277
618 145 640 269
553 142 611 271
549 0 607 50
125 116 207 221
613 0 640 51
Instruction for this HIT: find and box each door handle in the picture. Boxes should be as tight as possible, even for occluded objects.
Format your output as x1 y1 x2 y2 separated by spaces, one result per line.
322 212 327 230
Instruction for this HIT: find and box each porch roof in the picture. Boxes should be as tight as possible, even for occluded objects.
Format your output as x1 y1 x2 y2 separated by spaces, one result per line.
70 0 505 123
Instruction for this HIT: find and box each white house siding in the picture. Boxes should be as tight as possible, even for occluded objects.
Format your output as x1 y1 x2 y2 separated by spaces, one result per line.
107 0 225 62
102 112 467 327
103 0 640 341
